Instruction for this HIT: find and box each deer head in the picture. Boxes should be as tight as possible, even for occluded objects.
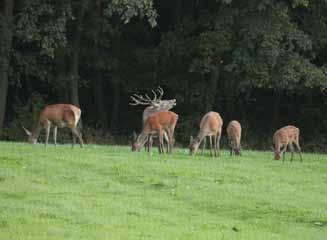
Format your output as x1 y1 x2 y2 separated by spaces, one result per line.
22 126 37 144
189 136 200 156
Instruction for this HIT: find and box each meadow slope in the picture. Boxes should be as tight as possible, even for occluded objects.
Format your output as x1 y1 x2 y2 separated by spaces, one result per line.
0 142 326 239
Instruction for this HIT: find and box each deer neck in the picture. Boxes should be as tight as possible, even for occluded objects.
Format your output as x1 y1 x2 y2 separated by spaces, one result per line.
136 130 150 148
33 122 43 139
196 130 208 144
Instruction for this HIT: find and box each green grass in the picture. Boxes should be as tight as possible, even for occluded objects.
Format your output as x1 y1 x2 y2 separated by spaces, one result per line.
0 141 326 239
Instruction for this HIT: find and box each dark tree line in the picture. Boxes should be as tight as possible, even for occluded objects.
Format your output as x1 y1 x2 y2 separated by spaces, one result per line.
1 0 327 150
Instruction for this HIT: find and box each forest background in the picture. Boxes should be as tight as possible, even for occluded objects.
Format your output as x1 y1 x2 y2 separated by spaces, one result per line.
1 0 327 151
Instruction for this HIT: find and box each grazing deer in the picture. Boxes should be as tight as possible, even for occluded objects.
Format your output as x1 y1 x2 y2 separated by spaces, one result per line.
227 120 242 156
272 125 303 162
130 87 176 151
189 111 223 156
132 111 178 154
22 104 84 147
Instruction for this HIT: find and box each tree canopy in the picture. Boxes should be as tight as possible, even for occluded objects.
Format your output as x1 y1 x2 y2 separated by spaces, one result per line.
1 0 327 150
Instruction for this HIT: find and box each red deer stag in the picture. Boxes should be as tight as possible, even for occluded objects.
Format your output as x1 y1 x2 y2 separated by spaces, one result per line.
272 125 303 162
189 111 223 156
130 87 176 152
132 111 178 154
22 104 84 147
226 120 242 156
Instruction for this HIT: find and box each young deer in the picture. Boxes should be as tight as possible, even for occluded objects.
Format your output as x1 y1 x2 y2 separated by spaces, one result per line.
226 120 242 156
272 125 303 162
132 111 178 154
22 104 84 147
189 111 223 156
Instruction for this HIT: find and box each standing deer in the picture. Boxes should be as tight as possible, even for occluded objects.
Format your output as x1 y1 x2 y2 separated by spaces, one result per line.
22 104 84 147
130 87 176 152
272 125 303 162
226 120 242 156
189 111 223 156
132 111 178 154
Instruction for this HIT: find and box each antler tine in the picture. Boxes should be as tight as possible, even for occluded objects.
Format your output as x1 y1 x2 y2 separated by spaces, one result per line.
145 93 155 102
129 94 152 106
151 90 158 102
157 86 164 100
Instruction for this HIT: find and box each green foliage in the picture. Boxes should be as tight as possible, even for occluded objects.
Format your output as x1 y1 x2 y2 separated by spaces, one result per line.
2 0 327 149
15 0 72 58
104 0 158 27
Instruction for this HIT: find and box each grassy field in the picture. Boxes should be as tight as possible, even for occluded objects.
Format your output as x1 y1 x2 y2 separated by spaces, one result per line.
0 141 326 239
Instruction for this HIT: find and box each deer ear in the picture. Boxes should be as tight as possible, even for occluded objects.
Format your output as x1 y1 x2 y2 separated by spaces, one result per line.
22 126 31 136
190 135 193 144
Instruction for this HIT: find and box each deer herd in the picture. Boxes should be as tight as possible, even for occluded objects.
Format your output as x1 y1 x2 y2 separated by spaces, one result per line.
22 87 303 162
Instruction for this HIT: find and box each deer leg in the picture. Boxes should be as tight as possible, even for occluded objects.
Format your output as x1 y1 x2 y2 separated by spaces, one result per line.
282 146 287 162
146 135 150 152
216 131 221 156
71 131 76 148
295 141 303 162
167 130 172 154
164 131 170 154
53 126 58 146
201 137 206 155
229 140 233 156
289 143 294 162
44 122 51 147
72 127 84 148
209 136 213 157
158 130 164 154
213 134 217 157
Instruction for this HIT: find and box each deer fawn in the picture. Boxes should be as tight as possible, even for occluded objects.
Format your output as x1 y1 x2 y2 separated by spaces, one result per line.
272 125 303 162
227 120 242 156
189 111 223 156
22 104 84 147
132 111 178 154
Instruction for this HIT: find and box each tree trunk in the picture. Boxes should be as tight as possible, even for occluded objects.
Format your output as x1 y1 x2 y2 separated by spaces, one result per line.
91 0 108 133
69 32 81 107
68 2 88 107
110 31 121 133
225 78 235 122
93 74 108 132
55 49 69 102
271 91 282 129
0 0 14 129
205 63 220 112
172 0 182 28
110 78 121 133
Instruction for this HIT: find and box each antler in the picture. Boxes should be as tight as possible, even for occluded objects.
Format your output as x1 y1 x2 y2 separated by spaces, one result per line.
129 93 153 105
129 87 165 106
157 86 164 100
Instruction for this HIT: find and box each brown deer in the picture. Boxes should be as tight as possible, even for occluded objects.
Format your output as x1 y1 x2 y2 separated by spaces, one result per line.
189 111 223 156
226 120 242 156
22 104 84 147
132 111 178 154
272 125 303 162
130 87 176 151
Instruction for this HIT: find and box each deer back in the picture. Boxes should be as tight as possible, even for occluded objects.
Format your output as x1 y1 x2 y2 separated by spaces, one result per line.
199 111 223 135
142 99 176 123
273 125 299 147
40 104 81 127
227 120 241 142
145 111 178 131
